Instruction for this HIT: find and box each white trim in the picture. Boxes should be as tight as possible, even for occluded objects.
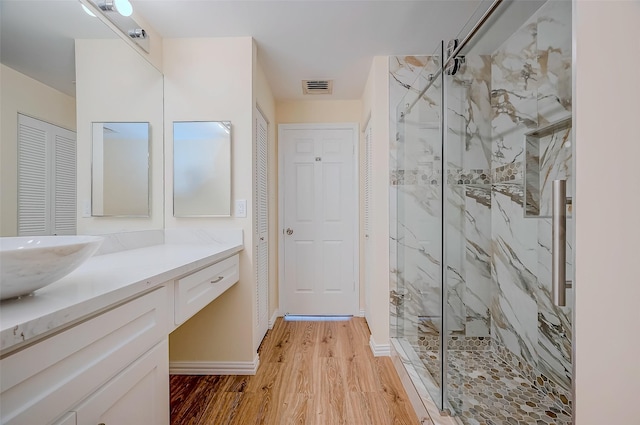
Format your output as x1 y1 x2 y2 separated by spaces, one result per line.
170 354 260 375
269 309 280 329
358 308 365 317
369 335 391 357
278 123 360 316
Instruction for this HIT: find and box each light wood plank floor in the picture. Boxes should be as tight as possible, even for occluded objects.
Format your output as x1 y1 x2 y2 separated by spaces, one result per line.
170 317 421 425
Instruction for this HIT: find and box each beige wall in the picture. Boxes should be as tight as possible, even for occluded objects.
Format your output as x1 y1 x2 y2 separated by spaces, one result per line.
276 99 362 124
574 0 640 423
360 57 390 349
75 39 164 234
0 64 76 236
163 37 264 362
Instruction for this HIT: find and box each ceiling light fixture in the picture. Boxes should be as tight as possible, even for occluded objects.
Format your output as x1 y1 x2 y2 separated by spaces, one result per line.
80 0 149 53
99 0 133 17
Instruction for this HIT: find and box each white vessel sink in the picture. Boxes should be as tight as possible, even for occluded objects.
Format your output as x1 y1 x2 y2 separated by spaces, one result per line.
0 235 104 300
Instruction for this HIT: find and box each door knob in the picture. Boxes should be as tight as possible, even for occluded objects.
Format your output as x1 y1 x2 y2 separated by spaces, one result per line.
286 228 293 235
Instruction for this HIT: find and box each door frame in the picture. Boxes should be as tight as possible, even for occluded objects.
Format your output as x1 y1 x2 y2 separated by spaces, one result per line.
277 123 360 316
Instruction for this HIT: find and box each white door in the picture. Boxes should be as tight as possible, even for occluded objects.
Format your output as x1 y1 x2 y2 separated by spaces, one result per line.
280 124 358 315
255 108 269 348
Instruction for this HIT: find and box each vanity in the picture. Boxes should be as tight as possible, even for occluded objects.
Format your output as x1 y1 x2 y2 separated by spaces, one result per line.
0 229 243 425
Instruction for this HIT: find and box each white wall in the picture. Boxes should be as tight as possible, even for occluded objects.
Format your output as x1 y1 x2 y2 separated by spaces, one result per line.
163 37 261 362
574 0 640 423
361 56 391 350
0 64 76 236
75 39 164 234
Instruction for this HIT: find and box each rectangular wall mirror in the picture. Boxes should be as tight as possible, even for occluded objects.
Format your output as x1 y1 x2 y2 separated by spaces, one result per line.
92 122 150 217
173 121 231 217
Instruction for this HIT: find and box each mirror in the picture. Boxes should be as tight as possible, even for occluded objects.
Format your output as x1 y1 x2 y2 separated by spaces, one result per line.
0 0 164 236
173 121 232 217
92 122 150 217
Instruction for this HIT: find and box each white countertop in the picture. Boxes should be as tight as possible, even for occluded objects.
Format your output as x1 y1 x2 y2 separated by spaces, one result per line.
0 233 243 355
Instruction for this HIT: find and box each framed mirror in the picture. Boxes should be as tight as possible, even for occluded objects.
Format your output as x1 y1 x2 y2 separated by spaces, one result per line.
173 121 231 217
92 122 150 217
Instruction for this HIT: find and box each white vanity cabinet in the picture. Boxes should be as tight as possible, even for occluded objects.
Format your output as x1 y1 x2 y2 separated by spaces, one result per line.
0 251 241 425
0 286 169 425
73 339 169 425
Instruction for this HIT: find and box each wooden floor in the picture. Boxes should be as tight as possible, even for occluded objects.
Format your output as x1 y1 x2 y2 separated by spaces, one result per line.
170 317 421 425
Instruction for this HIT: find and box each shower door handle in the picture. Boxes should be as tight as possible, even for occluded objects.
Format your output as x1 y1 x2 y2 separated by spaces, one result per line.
552 180 572 306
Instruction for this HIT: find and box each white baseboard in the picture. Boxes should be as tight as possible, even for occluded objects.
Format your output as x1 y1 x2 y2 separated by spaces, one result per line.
269 309 280 329
358 308 365 317
369 335 391 357
170 353 259 375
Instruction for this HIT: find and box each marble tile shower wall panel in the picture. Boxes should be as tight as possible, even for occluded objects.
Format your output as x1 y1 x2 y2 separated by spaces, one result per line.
490 185 539 366
537 217 572 390
538 127 573 217
464 186 492 337
446 185 466 333
446 55 493 338
491 17 539 169
396 184 443 339
536 0 572 126
389 56 437 338
448 55 493 172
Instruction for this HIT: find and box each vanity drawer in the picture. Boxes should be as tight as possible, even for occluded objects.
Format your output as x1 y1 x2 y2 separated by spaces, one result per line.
174 254 239 325
0 286 169 425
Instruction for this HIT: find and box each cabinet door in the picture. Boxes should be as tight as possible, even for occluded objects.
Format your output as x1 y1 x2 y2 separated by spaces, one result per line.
74 339 169 425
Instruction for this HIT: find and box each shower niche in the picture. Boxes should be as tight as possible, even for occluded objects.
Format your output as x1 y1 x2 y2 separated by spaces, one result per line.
524 116 573 217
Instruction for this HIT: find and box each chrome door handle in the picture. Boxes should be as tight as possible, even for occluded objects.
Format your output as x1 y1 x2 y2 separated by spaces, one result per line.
552 180 572 306
286 228 293 235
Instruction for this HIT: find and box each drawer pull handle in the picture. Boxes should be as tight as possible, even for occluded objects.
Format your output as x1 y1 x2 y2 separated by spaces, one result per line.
210 276 224 284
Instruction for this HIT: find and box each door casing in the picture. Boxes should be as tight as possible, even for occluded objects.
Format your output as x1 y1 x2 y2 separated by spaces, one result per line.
277 123 360 316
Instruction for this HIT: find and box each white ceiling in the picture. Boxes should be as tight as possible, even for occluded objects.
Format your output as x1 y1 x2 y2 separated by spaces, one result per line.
132 0 485 100
1 0 549 100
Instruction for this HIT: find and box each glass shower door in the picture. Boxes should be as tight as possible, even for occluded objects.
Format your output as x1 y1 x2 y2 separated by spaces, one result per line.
441 1 574 423
392 44 446 410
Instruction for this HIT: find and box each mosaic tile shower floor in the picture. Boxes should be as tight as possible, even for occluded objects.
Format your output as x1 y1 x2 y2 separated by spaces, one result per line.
421 349 571 425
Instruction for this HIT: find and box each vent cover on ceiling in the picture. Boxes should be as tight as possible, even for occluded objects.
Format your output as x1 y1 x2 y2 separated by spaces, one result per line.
302 80 333 95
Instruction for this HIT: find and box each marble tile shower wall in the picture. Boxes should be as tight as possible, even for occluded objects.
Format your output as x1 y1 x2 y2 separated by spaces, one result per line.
489 0 572 402
389 54 493 342
447 56 493 339
389 0 573 406
389 55 441 341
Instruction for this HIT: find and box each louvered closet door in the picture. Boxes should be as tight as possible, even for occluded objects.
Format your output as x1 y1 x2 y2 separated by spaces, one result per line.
255 108 269 348
18 114 76 236
364 122 372 318
18 117 48 235
53 133 77 235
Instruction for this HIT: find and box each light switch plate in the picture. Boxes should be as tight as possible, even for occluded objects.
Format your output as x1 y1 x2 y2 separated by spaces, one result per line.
235 199 247 218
